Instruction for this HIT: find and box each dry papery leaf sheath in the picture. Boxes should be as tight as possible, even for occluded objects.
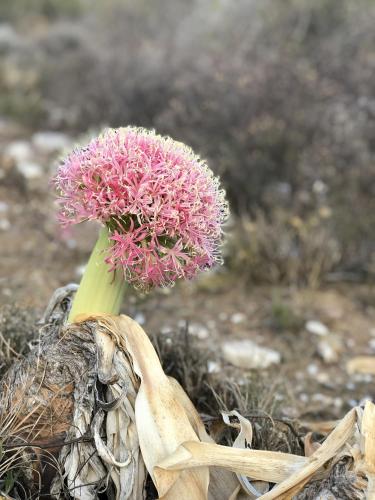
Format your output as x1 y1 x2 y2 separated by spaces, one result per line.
0 287 374 499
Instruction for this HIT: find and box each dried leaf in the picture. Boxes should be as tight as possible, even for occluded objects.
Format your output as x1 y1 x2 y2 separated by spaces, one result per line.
222 411 268 497
222 411 253 449
168 378 240 498
97 315 210 499
304 432 321 457
259 407 357 499
94 327 118 384
360 401 375 499
5 299 372 500
52 317 146 500
156 440 308 483
300 420 338 434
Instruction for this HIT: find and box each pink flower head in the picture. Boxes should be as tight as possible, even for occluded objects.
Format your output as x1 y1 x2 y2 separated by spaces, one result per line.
54 127 228 290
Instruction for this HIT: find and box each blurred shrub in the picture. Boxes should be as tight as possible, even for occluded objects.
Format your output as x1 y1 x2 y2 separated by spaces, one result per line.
0 23 45 124
0 0 374 282
0 0 82 23
0 59 44 125
269 295 304 332
226 211 341 287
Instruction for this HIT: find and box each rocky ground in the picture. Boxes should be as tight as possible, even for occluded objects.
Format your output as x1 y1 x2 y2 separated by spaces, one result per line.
0 118 374 423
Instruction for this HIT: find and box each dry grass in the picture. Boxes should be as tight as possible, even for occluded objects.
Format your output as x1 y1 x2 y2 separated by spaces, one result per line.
0 303 306 498
0 369 70 498
0 307 373 498
226 212 341 287
152 325 304 456
0 305 38 378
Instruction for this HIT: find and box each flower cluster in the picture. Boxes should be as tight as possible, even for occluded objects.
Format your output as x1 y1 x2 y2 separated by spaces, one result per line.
55 127 228 289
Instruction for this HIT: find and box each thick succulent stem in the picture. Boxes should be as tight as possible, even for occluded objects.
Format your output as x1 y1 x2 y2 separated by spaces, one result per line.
68 226 126 322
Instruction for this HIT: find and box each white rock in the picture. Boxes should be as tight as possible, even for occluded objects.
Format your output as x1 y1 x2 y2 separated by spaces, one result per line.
353 373 373 383
222 340 281 369
313 179 328 195
0 219 10 231
32 131 70 154
189 323 209 339
5 141 33 163
17 162 42 179
230 312 246 324
282 406 299 418
369 339 375 351
0 202 8 213
311 393 333 406
134 312 145 325
207 360 220 373
305 320 329 336
160 325 173 335
307 363 319 376
317 338 341 363
65 238 77 249
0 24 22 50
316 372 330 384
333 397 343 408
299 393 309 403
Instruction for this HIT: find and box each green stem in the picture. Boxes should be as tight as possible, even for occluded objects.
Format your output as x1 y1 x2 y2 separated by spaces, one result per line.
68 226 126 322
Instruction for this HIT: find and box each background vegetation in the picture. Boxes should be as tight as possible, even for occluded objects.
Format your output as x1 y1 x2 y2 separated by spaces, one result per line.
1 0 374 286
